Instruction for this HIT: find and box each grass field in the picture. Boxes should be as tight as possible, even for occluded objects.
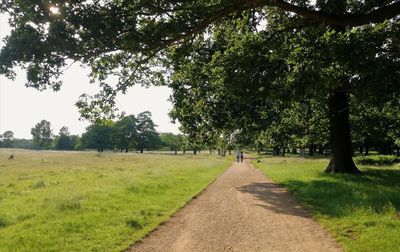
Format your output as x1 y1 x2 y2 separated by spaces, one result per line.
0 149 232 252
254 156 400 252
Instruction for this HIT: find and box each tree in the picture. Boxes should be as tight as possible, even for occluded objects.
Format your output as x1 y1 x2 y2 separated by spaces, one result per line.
136 111 161 153
31 120 53 149
55 126 73 150
1 1 400 173
112 115 138 152
160 133 183 155
1 130 15 148
168 11 399 173
82 121 114 152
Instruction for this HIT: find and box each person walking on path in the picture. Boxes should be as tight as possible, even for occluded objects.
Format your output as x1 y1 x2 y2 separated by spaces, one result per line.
236 150 241 162
240 151 244 163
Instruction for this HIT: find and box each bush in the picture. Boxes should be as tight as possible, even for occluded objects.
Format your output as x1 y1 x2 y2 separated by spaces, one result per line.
355 155 400 166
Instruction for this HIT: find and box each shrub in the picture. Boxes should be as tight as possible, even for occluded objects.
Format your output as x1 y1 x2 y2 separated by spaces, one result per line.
355 155 400 166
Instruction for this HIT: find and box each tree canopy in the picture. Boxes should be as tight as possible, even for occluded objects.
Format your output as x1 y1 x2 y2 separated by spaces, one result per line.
31 120 53 149
1 1 398 99
1 0 400 173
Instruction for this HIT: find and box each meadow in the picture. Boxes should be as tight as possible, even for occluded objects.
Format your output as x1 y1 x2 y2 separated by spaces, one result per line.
254 156 400 252
0 149 232 252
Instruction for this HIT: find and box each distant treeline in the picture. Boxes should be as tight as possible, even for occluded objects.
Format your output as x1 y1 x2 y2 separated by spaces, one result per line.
0 111 221 154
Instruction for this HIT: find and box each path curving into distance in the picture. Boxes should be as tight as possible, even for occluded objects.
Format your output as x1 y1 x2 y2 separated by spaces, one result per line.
128 158 342 252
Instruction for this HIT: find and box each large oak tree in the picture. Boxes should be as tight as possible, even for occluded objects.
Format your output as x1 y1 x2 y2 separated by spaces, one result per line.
1 0 400 173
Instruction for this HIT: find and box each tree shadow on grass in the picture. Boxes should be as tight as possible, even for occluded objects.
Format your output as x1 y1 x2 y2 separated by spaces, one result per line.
238 168 400 218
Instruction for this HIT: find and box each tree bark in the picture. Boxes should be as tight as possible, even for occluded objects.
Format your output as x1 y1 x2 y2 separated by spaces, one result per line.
140 148 144 153
309 145 314 156
325 87 361 174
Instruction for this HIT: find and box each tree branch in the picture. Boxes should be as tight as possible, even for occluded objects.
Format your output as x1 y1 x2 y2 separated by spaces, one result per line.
158 0 400 49
272 0 400 27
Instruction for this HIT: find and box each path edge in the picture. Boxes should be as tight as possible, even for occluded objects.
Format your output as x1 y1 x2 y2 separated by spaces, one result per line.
124 161 235 251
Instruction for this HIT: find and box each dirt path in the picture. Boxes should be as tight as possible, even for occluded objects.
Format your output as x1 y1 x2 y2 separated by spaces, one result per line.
128 159 342 252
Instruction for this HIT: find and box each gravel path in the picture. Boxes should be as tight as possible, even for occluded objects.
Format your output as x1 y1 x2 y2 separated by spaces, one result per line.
128 159 342 252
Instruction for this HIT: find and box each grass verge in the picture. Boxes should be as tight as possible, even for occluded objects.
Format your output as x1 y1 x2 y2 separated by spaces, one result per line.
0 149 232 252
254 156 400 252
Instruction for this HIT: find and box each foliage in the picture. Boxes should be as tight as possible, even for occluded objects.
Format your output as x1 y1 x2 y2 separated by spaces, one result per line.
0 149 231 252
81 121 114 152
136 111 161 153
111 115 138 152
55 126 72 150
0 130 14 148
12 138 35 149
354 155 400 166
254 156 400 252
1 1 399 172
160 133 183 154
31 120 53 149
1 1 398 95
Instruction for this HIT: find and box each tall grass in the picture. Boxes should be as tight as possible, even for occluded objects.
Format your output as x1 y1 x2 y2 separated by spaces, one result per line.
254 157 400 252
0 149 231 252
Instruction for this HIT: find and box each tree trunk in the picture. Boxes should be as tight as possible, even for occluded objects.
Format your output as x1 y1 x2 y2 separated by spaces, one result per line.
359 146 363 154
325 88 361 174
218 149 221 155
273 147 280 156
292 148 297 154
125 148 128 153
300 148 305 158
140 148 143 153
174 149 177 155
309 145 314 156
193 149 197 155
228 149 231 155
318 147 324 155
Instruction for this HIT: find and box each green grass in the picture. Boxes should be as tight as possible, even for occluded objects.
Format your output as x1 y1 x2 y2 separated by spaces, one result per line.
254 156 400 252
0 149 232 252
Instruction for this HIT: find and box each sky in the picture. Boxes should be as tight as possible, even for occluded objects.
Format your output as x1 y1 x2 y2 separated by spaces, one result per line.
0 14 180 139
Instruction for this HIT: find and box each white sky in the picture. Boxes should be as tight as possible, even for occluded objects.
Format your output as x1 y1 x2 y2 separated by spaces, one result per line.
0 14 180 139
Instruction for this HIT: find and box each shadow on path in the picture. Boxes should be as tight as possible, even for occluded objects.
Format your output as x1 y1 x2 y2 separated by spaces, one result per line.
237 182 311 218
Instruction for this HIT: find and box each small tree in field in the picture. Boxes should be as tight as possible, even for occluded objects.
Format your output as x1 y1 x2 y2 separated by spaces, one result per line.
31 120 53 149
136 111 161 153
1 130 15 148
55 126 73 150
82 121 114 152
160 133 183 155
